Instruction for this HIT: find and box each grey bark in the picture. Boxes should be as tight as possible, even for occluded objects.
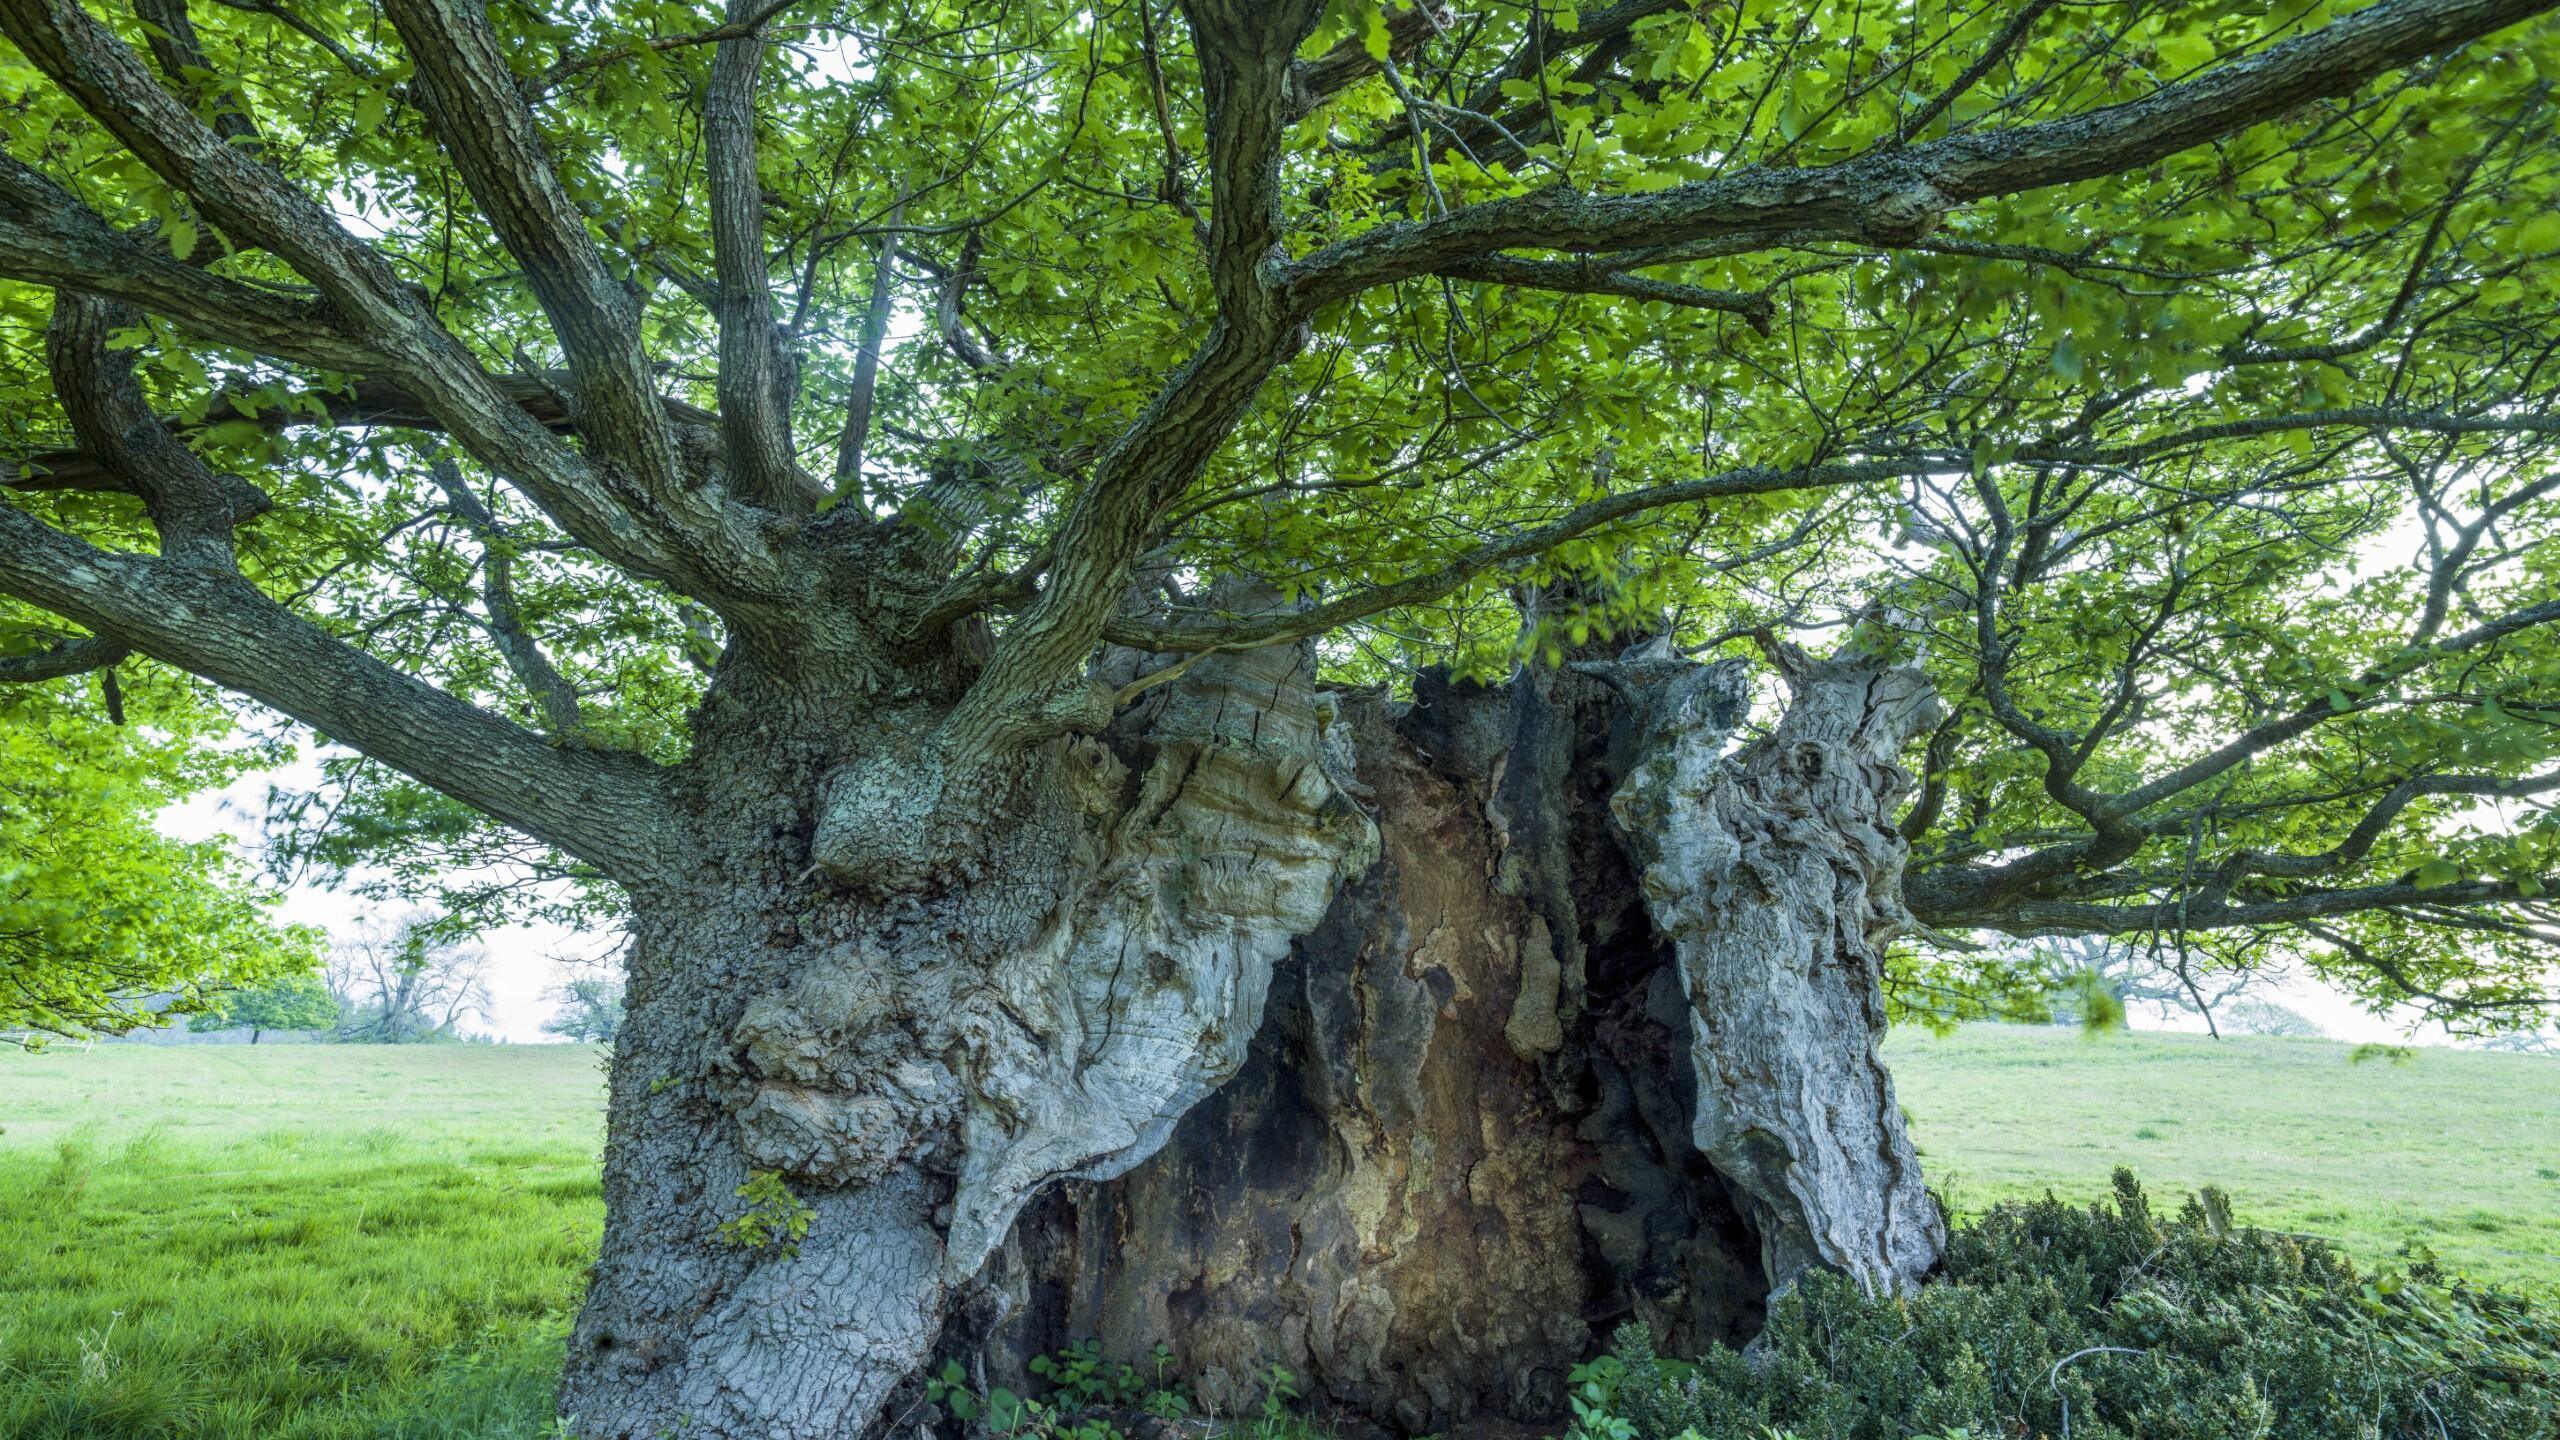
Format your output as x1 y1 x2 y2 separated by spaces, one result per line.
1603 648 1945 1296
559 626 1373 1440
963 645 1945 1435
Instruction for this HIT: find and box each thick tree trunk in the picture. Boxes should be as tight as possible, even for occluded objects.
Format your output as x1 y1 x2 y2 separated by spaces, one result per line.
968 649 1945 1434
559 638 1942 1440
559 634 1373 1440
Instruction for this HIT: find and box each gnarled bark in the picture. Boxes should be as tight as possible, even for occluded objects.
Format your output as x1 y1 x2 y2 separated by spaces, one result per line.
968 646 1944 1435
559 632 1373 1440
1604 648 1946 1296
559 627 1940 1440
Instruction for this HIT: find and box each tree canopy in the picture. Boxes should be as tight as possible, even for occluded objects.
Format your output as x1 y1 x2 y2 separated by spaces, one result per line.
196 968 339 1038
3 0 2557 1030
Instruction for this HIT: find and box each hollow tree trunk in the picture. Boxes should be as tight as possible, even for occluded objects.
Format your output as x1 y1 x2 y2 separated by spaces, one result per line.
968 648 1945 1435
559 636 1942 1440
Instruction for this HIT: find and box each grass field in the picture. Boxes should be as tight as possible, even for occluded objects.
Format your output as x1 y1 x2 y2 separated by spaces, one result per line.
1887 1025 2560 1286
0 1046 604 1440
0 1027 2553 1438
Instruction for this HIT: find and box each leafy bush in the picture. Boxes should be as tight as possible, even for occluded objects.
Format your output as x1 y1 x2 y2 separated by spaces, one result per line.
1569 1171 2559 1440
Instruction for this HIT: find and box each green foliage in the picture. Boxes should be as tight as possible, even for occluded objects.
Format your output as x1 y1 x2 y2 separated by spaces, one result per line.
0 675 320 1042
2 0 2555 1025
194 973 339 1040
715 1169 813 1257
1573 1172 2560 1440
923 1343 1222 1440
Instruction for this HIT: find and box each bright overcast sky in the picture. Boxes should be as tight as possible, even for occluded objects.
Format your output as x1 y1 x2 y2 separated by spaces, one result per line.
160 747 610 1042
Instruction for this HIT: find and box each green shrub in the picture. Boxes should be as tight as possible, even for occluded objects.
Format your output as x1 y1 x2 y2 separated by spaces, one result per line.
1572 1171 2560 1440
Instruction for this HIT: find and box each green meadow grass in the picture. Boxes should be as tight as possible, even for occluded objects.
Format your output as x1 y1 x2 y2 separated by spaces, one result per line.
0 1027 2552 1437
1886 1024 2560 1289
0 1045 605 1440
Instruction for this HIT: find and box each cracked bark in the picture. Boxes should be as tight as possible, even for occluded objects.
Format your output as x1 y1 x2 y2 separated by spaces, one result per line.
556 635 1943 1440
558 625 1373 1440
964 646 1944 1435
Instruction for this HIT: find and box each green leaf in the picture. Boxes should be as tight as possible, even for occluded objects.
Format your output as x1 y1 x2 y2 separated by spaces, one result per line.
1362 6 1391 63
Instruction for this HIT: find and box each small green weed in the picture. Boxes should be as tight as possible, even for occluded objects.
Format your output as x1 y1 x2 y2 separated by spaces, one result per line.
714 1170 813 1257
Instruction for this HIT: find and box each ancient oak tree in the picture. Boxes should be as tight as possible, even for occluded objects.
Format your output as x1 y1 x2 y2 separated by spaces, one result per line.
6 0 2560 1434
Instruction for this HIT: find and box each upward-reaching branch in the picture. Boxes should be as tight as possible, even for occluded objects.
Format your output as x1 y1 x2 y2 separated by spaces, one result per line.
1187 0 1319 323
703 0 819 513
379 0 690 505
932 0 1326 759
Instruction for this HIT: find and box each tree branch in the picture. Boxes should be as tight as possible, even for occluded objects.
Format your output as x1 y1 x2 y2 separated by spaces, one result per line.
7 372 722 499
133 0 259 151
933 0 1327 759
0 503 677 878
830 219 903 500
1100 459 1918 653
2104 592 2560 822
1189 0 1327 321
1966 876 2560 940
379 0 692 508
703 0 819 513
0 634 130 683
43 294 263 568
1894 0 2062 143
429 460 586 735
0 155 375 372
0 4 781 605
1284 0 1453 119
1433 253 1776 331
1284 0 2559 308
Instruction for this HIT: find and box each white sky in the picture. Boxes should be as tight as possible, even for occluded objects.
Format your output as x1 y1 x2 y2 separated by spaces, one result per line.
159 748 610 1042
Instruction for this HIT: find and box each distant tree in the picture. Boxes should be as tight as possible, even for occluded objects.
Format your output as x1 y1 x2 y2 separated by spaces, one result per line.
328 915 491 1043
196 972 339 1043
2022 935 2264 1033
2480 1029 2560 1056
541 975 624 1044
2218 998 2326 1040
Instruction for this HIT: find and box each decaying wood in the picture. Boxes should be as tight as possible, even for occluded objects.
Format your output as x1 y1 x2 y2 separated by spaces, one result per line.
560 621 1373 1440
968 645 1945 1434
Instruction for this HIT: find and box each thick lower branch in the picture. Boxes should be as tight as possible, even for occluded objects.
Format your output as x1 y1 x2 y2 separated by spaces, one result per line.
0 505 678 879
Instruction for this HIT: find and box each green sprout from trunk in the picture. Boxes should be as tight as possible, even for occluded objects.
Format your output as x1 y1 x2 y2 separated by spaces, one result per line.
716 1170 812 1257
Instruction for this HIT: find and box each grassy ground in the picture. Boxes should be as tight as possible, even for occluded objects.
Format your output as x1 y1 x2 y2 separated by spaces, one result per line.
0 1027 2552 1438
0 1045 604 1440
1886 1024 2560 1288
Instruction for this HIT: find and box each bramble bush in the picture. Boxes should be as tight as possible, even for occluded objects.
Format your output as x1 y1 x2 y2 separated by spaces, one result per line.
1566 1171 2559 1440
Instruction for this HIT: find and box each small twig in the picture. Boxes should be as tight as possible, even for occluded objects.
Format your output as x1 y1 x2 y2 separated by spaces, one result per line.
2049 1345 2144 1439
1113 643 1250 710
